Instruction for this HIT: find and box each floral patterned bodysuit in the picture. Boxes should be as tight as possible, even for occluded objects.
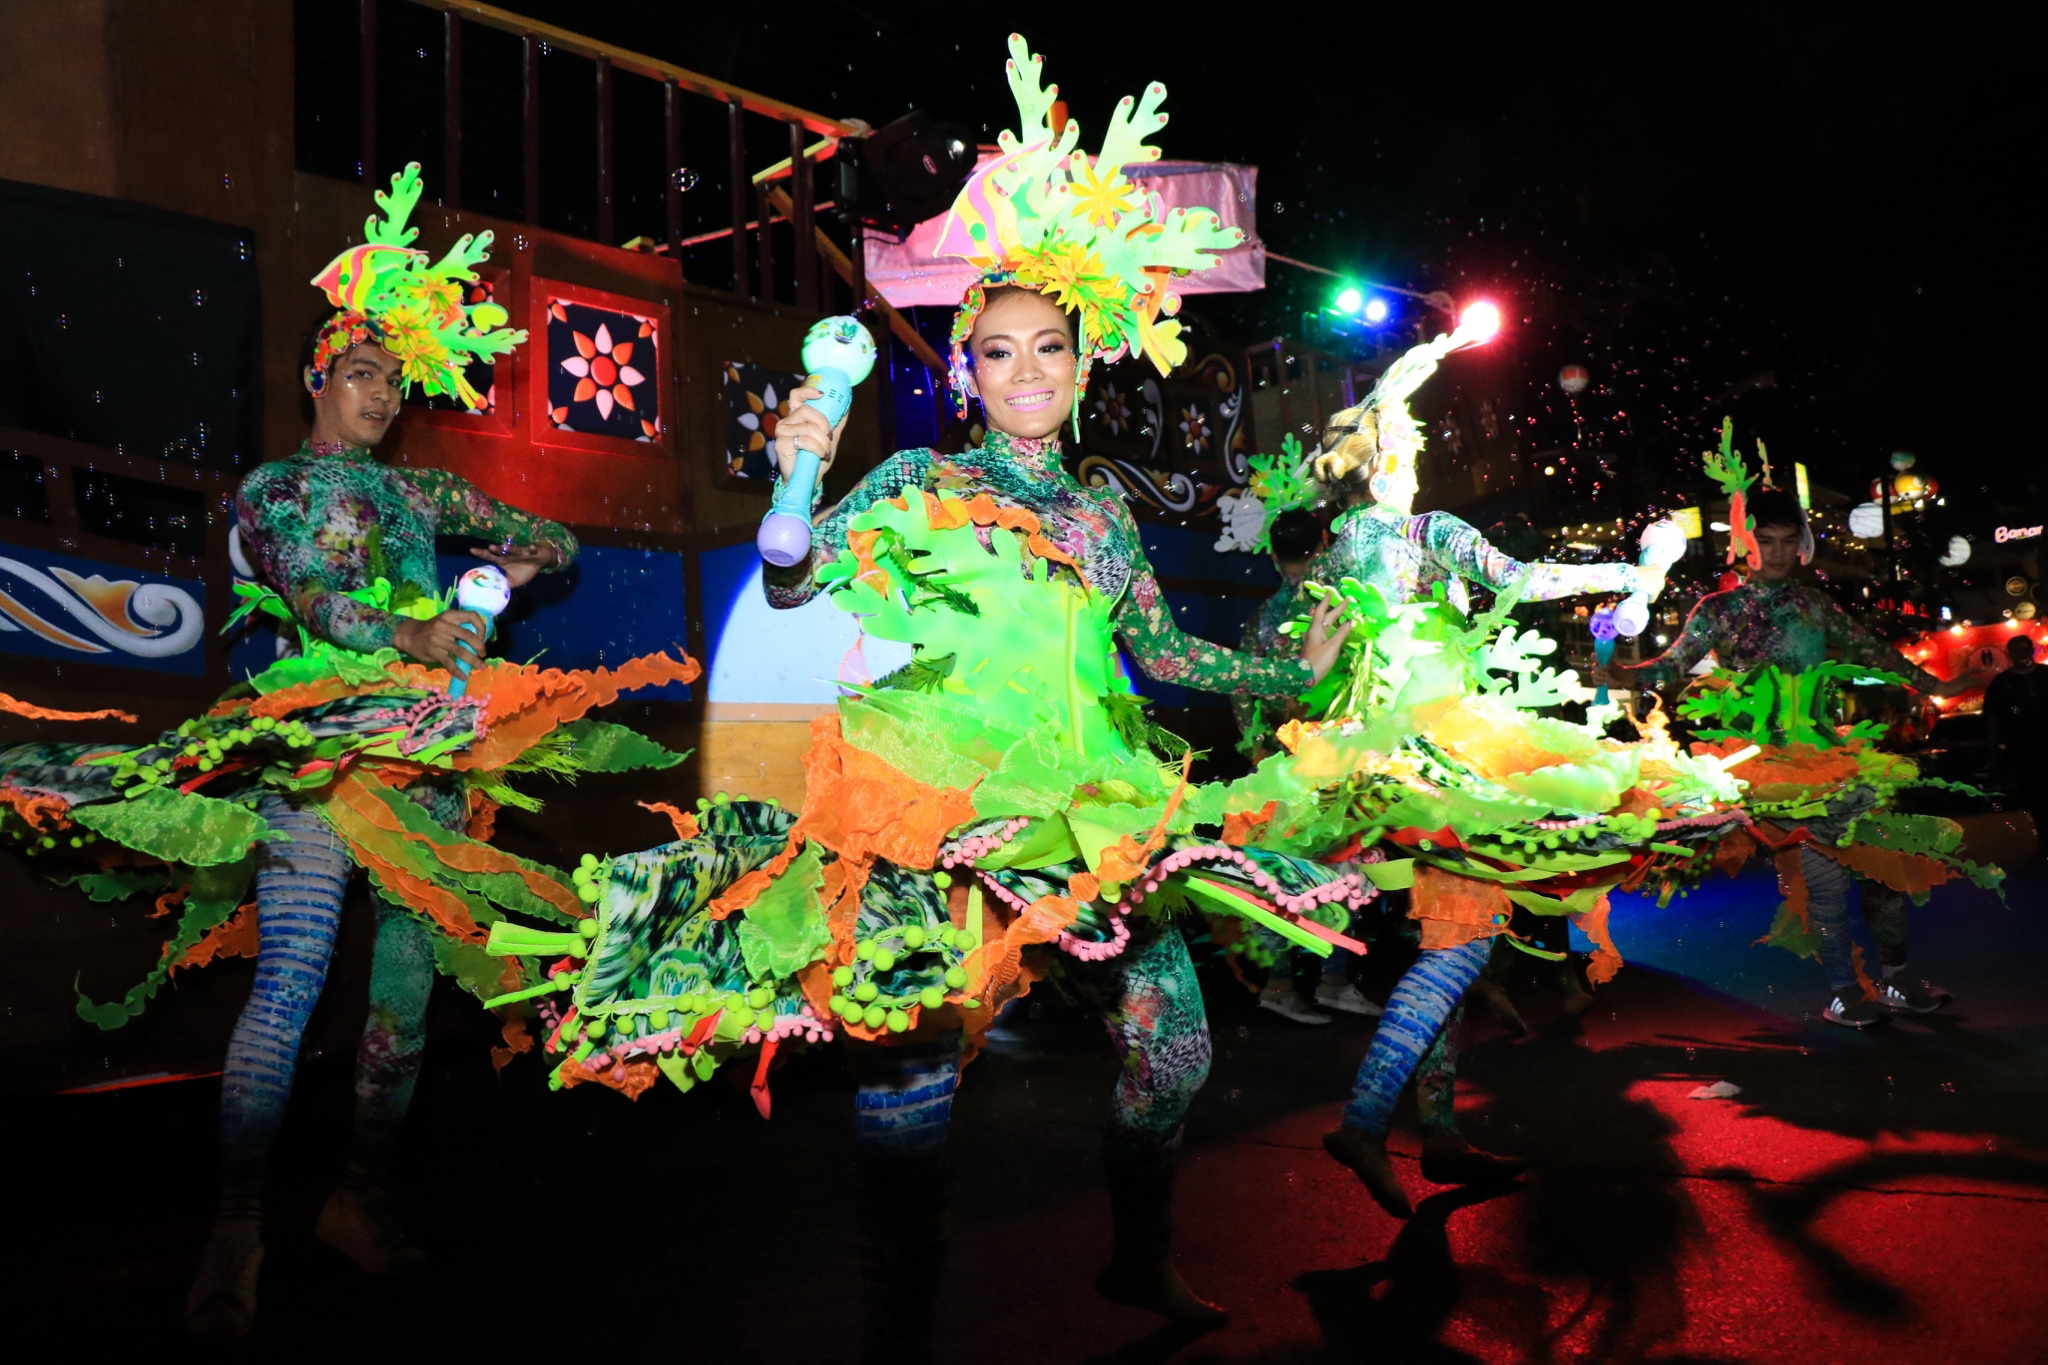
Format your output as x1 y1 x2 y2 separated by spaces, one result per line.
1322 503 1639 612
766 431 1314 698
1232 577 1309 753
235 441 579 654
1632 578 1933 692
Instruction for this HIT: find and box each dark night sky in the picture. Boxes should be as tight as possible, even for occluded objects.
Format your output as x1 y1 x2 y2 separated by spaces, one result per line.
482 0 2035 507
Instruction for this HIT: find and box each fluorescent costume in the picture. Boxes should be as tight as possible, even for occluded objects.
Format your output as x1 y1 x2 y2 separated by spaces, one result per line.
0 165 696 1335
478 37 1360 1345
1628 426 1996 1023
1209 323 1740 1212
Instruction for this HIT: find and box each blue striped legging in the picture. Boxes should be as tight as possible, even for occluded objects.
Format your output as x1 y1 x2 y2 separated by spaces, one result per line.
215 794 437 1217
1341 936 1491 1138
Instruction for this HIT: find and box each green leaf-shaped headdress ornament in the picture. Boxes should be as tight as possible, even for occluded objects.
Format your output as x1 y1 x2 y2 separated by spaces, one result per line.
938 35 1243 432
308 163 527 410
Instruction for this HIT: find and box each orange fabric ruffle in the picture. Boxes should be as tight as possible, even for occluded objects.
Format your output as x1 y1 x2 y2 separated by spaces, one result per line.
556 1055 661 1099
1096 753 1193 886
1221 800 1279 847
1812 841 1955 896
171 902 260 974
1409 863 1511 950
0 785 74 834
0 692 138 724
1695 738 1863 797
1769 846 1810 944
637 801 702 842
791 714 976 871
320 776 486 943
1569 894 1622 984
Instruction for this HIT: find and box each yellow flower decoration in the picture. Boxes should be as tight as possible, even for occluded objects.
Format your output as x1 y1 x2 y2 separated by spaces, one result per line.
1068 153 1136 228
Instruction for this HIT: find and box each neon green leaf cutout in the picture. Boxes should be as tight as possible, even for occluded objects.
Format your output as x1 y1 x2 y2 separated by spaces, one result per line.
71 787 269 868
76 856 253 1028
737 842 830 981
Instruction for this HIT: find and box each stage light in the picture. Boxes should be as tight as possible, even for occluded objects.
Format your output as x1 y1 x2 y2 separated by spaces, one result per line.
1334 286 1364 315
1362 297 1389 323
1459 300 1501 342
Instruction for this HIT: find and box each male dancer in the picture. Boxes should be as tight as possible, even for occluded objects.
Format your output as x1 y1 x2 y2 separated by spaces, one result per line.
185 322 576 1335
1609 488 1975 1027
1237 509 1381 1024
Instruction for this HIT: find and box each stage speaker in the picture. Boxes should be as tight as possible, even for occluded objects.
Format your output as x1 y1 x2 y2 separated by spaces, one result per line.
836 111 977 238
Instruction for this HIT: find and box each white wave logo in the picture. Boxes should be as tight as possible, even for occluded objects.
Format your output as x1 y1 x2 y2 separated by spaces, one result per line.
0 556 204 658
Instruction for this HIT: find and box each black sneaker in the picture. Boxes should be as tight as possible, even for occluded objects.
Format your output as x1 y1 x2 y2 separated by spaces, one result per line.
1822 994 1888 1028
1877 977 1950 1014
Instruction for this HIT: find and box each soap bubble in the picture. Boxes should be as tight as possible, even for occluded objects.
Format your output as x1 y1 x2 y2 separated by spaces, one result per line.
672 167 700 192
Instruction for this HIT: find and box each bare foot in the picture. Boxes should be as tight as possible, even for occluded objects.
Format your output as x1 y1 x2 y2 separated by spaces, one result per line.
184 1219 263 1337
1471 976 1529 1036
1096 1259 1229 1331
1322 1127 1413 1218
317 1186 429 1275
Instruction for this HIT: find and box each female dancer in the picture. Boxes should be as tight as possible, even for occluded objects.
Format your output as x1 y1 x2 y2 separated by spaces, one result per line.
1301 323 1674 1215
480 39 1360 1361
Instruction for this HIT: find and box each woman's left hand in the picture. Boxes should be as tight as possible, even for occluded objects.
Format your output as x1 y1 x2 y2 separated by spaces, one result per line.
1301 599 1356 684
471 540 558 588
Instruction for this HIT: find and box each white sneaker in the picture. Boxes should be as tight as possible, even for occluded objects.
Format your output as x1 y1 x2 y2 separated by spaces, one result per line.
1258 987 1333 1026
1314 981 1384 1018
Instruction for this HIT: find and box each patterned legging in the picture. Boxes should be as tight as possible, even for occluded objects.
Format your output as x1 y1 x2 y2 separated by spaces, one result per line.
851 922 1213 1163
1341 936 1491 1138
215 792 443 1217
1795 847 1909 994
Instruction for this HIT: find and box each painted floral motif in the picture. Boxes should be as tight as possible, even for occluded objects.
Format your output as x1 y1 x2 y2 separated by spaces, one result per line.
1213 487 1266 554
561 323 644 420
1178 403 1210 456
723 361 805 480
1093 380 1133 437
546 299 660 441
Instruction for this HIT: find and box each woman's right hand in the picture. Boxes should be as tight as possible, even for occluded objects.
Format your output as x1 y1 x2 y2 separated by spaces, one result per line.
1301 599 1356 684
773 384 848 483
392 610 487 671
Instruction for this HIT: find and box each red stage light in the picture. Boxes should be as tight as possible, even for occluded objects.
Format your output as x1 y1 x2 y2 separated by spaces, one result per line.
1460 300 1502 343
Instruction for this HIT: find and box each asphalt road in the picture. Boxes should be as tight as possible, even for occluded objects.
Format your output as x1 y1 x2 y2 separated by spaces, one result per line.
5 857 2044 1363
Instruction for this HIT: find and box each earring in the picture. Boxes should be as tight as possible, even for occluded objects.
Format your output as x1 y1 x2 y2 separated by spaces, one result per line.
305 367 325 396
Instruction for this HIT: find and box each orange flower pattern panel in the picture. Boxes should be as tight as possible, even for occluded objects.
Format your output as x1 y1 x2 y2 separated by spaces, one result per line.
546 298 660 442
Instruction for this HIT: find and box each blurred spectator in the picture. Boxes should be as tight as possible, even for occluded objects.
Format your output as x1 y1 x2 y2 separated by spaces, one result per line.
1984 634 2046 835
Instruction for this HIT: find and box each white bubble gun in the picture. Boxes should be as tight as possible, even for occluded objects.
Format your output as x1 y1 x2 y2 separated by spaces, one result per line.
448 564 511 699
757 316 878 568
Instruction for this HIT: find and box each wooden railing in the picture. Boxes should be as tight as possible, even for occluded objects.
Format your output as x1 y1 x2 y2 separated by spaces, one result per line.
339 0 942 370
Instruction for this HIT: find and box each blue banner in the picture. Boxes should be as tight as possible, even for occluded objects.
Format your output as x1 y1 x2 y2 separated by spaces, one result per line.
0 543 207 676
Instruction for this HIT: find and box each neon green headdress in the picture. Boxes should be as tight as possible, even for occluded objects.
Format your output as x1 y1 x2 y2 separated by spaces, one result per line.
307 162 526 409
937 34 1243 426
